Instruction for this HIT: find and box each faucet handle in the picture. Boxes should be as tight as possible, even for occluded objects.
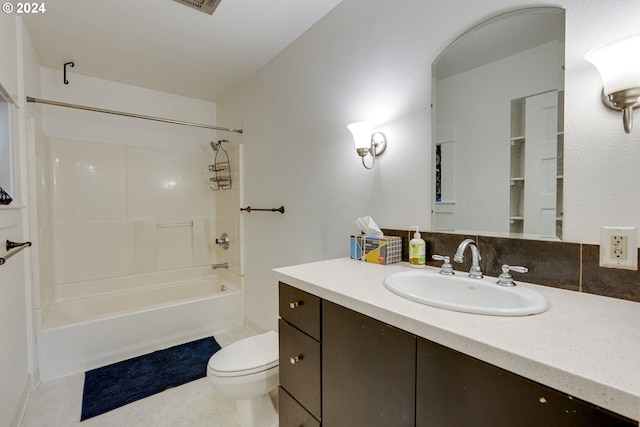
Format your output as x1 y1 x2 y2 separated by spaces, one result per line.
215 233 230 250
505 265 528 274
497 264 528 286
432 255 455 275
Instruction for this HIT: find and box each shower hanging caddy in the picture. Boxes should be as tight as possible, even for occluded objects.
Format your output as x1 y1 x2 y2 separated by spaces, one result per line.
209 140 232 191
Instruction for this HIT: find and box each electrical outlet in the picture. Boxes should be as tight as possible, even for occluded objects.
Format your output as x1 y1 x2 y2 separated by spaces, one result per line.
600 226 638 270
611 235 627 259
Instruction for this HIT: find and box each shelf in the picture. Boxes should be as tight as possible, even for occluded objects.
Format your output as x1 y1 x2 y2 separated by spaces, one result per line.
510 96 525 230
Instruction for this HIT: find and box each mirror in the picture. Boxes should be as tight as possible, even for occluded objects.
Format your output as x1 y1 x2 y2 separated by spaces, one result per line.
432 7 565 240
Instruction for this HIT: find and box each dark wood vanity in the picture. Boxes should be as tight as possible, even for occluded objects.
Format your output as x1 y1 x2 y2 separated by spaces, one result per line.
278 282 636 427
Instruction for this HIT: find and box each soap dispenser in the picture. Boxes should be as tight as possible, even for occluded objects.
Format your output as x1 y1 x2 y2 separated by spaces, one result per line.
409 226 426 268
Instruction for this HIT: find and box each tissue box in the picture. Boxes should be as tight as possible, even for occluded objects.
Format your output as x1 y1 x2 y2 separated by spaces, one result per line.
350 235 402 265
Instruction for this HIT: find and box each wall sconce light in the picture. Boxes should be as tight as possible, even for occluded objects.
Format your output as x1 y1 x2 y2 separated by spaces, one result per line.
347 122 387 169
585 34 640 134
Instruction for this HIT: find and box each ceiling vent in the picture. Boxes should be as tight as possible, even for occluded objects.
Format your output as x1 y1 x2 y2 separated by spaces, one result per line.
173 0 222 15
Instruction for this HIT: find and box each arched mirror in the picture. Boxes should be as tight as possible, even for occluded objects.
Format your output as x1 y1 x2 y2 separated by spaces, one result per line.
432 7 565 240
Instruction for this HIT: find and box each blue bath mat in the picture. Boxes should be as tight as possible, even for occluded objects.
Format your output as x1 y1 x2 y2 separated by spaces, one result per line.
80 336 221 421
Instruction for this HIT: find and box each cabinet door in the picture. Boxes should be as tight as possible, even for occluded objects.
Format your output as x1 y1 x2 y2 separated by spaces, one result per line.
416 338 636 427
322 301 416 427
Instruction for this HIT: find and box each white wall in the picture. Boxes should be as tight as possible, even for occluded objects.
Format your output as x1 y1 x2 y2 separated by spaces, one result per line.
218 0 640 331
39 68 218 149
0 15 31 427
0 210 29 427
0 13 18 102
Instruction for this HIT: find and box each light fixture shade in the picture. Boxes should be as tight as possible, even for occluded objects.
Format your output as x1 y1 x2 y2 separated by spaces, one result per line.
347 122 374 150
585 34 640 95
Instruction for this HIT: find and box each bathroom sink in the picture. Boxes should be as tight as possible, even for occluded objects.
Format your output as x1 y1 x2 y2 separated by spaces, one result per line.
383 269 549 316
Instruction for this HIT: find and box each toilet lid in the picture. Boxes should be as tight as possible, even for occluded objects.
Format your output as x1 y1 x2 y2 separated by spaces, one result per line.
208 330 278 376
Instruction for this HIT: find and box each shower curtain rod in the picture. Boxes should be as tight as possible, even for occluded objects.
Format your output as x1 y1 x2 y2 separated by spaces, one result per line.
26 96 243 134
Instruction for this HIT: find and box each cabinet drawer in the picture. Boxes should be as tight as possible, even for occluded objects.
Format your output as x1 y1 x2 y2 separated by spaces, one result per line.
279 386 320 427
279 318 321 419
279 282 321 340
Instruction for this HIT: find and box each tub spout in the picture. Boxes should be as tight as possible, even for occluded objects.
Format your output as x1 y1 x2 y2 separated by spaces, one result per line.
211 262 228 270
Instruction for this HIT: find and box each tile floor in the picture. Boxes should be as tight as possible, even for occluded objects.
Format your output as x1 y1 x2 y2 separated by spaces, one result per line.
20 327 259 427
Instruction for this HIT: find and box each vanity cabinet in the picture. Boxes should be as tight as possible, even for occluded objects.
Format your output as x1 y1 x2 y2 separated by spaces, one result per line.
279 281 636 427
322 300 416 427
278 283 321 426
416 338 635 427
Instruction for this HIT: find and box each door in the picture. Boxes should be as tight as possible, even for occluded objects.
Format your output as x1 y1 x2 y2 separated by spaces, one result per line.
524 91 558 237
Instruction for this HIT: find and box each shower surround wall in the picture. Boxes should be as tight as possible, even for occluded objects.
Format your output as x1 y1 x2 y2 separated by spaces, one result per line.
47 138 219 283
34 69 243 378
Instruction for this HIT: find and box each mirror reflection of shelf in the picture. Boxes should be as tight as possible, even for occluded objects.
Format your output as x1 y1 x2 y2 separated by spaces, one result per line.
509 96 526 233
510 97 526 138
555 93 564 232
509 181 524 224
510 137 526 181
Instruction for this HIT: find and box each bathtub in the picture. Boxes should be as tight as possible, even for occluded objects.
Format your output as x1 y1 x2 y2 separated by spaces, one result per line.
38 267 244 381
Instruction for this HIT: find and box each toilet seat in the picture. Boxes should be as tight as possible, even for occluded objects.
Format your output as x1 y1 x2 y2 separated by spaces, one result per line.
208 330 279 377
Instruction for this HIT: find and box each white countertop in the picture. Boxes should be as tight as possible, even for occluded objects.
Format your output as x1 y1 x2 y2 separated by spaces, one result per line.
273 257 640 422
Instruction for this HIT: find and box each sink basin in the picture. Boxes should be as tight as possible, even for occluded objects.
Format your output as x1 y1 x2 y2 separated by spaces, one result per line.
383 269 549 316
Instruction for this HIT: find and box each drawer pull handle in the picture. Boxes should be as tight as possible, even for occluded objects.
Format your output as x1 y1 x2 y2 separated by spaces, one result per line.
289 301 302 309
290 355 302 364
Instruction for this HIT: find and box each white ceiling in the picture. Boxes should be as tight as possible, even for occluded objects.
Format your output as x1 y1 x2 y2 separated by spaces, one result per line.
23 0 344 102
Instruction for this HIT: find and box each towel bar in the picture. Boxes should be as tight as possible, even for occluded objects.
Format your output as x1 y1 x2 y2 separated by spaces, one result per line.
240 206 285 214
0 240 32 266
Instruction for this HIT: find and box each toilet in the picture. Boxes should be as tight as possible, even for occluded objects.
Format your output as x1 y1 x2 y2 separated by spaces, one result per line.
207 330 279 427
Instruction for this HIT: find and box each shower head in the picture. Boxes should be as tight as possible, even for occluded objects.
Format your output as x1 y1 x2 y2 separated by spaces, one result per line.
210 140 228 151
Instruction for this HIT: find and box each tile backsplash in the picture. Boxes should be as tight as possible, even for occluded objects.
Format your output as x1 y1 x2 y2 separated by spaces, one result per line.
381 229 640 303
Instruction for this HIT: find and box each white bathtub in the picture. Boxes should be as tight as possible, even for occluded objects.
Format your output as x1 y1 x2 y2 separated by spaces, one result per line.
38 268 244 381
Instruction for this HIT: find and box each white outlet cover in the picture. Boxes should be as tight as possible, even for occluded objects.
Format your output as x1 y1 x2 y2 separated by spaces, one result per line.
600 226 638 270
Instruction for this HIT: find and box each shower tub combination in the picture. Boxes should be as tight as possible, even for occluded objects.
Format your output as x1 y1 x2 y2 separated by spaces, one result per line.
39 267 243 380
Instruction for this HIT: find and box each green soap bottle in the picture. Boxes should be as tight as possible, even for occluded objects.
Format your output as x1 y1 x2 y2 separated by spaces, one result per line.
409 226 426 268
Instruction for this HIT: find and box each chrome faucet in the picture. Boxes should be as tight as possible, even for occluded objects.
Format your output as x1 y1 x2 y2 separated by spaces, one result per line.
453 239 483 279
211 262 228 270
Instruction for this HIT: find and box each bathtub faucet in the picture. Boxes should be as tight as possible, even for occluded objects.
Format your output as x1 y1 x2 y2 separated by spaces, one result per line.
211 262 228 270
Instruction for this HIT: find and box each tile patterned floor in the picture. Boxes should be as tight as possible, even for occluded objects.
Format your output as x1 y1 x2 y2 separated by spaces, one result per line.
20 327 258 427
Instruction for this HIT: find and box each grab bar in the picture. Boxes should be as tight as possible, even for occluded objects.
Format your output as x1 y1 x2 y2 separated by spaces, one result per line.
156 221 192 228
0 240 32 266
240 206 285 214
